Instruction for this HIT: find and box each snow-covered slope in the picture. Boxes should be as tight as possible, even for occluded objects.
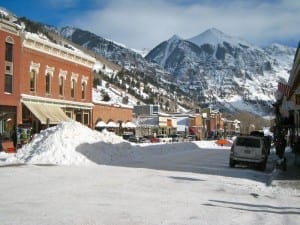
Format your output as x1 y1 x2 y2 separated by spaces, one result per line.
51 24 295 116
189 28 253 48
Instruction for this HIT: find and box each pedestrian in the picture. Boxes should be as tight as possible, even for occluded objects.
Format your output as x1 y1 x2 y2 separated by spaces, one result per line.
294 137 300 167
11 125 17 149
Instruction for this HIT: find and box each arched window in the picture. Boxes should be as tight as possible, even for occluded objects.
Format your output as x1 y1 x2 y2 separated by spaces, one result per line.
30 70 36 92
59 76 64 96
45 73 51 94
4 36 14 93
71 79 76 98
81 81 86 100
5 36 14 62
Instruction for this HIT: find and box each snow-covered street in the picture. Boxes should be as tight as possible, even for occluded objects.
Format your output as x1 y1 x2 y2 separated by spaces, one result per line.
0 121 299 225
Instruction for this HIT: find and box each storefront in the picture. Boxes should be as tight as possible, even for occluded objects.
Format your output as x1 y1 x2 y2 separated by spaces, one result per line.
20 94 93 133
0 106 17 152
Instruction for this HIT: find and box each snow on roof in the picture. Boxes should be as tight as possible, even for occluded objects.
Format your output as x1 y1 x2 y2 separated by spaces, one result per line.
23 32 96 63
0 7 9 17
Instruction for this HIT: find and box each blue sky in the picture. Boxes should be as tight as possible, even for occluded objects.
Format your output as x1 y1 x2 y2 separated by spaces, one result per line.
1 0 299 49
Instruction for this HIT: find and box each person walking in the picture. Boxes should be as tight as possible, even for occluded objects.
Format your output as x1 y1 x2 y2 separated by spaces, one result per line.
294 137 300 167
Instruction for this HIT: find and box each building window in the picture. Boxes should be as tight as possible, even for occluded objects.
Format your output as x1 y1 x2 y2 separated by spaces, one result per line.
296 94 300 105
45 73 51 94
71 79 76 98
4 38 14 94
5 42 13 62
59 76 64 96
81 82 86 100
30 70 36 92
4 74 13 93
83 112 89 125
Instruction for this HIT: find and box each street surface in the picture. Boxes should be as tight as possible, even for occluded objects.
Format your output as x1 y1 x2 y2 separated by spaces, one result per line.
0 143 299 225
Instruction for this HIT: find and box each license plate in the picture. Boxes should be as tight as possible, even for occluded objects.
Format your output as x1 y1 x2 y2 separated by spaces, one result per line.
245 149 251 154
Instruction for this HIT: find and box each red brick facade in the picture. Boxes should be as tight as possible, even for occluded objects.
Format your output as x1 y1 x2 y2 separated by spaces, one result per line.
93 103 133 125
1 16 96 137
0 19 21 118
20 48 92 102
1 15 134 147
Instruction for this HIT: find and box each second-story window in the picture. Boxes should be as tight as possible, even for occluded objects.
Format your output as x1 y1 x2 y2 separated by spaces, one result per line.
4 37 14 94
46 73 51 94
71 79 76 98
81 82 86 100
4 74 13 93
5 42 13 62
30 70 36 92
59 76 64 96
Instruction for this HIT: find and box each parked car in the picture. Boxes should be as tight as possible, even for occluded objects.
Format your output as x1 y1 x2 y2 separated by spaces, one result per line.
157 135 172 143
139 137 150 143
170 134 180 142
122 132 134 140
128 136 139 143
149 136 160 143
229 135 269 171
186 135 196 141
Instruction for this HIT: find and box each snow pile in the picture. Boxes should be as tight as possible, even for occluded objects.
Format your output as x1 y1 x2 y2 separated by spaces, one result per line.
13 121 126 165
6 120 230 166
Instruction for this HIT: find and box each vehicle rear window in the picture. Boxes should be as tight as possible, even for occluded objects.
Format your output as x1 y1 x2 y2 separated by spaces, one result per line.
236 137 261 148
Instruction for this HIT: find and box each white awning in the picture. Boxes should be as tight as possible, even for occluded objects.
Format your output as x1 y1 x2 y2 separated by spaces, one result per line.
122 121 136 128
95 121 107 127
22 101 70 125
107 121 119 128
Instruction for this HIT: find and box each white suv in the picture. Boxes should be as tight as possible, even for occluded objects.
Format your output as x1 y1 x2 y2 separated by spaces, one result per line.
229 135 269 171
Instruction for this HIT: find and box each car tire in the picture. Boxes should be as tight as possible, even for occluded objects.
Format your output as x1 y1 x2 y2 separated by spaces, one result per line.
258 161 266 171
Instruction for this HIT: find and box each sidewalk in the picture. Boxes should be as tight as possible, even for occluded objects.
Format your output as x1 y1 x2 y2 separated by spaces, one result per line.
271 150 300 189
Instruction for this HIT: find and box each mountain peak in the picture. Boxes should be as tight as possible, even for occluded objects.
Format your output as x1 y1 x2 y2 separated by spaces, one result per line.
188 27 251 48
168 34 181 42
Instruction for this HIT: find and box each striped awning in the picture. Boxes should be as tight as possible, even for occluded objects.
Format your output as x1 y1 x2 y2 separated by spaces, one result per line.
22 101 70 125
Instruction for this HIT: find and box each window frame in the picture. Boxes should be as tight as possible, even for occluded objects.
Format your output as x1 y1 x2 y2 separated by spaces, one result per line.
71 79 76 98
81 81 86 100
59 76 64 96
30 70 37 93
4 74 13 93
45 73 51 95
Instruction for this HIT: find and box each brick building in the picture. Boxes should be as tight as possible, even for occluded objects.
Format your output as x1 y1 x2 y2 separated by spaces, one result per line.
19 32 95 131
93 103 133 127
0 12 96 147
0 12 22 146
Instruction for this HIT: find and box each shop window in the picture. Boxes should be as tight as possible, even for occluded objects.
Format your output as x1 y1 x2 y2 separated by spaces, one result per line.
45 73 51 94
0 107 16 143
59 76 64 96
65 111 72 118
75 112 82 123
30 70 36 92
71 79 76 98
83 112 89 125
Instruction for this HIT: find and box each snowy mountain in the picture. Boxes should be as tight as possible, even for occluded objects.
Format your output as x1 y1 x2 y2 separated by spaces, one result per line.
38 20 296 116
146 28 296 116
58 26 171 79
188 28 252 48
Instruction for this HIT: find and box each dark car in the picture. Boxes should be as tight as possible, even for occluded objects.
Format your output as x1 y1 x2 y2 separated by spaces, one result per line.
128 136 139 143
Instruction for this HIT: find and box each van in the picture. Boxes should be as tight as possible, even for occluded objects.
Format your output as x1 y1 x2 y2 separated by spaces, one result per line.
229 135 268 171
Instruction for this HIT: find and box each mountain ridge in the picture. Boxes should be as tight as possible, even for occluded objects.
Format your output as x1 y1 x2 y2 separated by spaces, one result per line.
12 11 296 117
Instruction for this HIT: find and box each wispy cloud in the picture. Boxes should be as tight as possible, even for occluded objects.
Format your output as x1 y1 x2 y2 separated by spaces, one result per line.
61 0 299 49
